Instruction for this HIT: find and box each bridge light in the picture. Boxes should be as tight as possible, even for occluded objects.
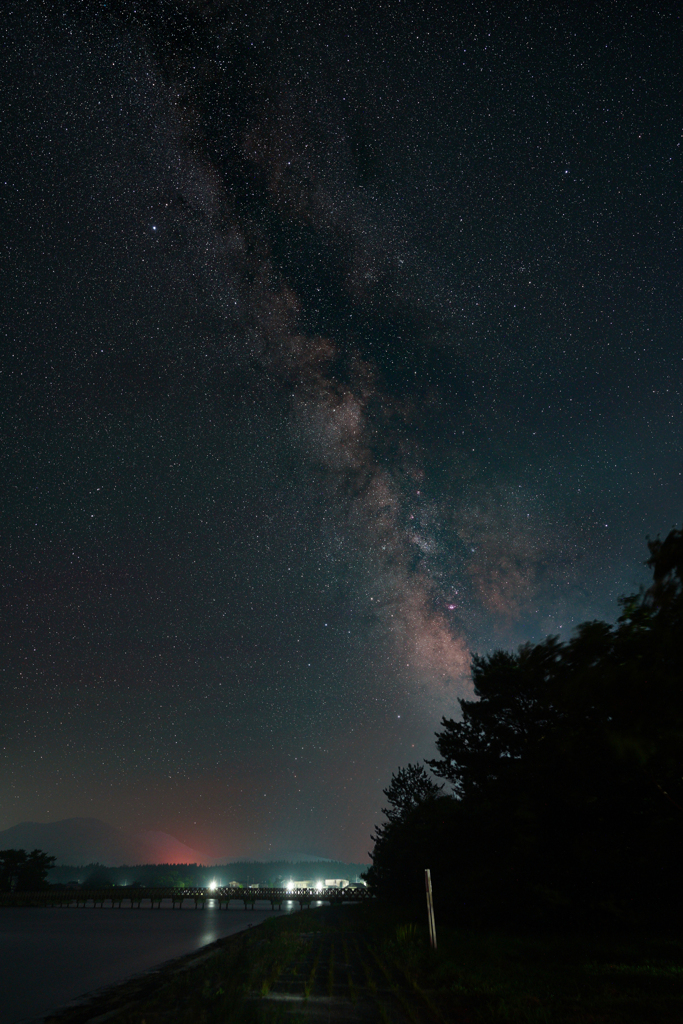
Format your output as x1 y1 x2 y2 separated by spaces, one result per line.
208 880 218 891
286 881 293 892
316 881 323 891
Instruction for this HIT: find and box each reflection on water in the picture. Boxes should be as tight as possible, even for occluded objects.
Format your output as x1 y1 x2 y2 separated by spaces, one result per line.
0 901 294 1024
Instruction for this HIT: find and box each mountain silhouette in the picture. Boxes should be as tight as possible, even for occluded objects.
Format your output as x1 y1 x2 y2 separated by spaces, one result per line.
0 818 208 866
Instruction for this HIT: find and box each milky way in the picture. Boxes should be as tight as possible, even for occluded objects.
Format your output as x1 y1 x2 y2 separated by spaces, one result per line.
1 1 682 860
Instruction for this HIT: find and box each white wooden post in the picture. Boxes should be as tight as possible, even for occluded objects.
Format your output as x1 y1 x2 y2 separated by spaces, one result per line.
425 868 437 950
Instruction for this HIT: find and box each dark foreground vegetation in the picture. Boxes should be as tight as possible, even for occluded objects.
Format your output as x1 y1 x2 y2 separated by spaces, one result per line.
367 528 683 928
43 902 683 1024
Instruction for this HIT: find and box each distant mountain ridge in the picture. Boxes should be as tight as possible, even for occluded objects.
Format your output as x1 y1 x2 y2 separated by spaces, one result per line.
0 818 208 866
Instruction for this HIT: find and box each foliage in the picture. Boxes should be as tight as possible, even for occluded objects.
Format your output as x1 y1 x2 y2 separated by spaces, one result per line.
0 848 56 891
154 869 191 889
380 762 444 824
83 867 116 888
369 527 683 924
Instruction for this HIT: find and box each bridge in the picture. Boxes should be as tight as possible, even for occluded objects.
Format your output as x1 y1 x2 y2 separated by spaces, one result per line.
0 885 373 911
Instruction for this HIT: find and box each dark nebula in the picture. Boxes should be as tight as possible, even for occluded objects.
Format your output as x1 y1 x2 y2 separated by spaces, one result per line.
1 1 682 860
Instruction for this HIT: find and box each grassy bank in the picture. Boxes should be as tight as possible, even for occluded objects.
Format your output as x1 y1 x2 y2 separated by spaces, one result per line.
45 902 683 1024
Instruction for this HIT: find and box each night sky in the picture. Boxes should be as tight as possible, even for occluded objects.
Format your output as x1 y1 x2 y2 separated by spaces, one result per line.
2 1 682 862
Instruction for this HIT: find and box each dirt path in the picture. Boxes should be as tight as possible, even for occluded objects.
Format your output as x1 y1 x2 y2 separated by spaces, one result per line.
252 927 452 1024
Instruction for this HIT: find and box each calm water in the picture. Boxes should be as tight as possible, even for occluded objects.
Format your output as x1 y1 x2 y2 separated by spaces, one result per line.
0 900 300 1024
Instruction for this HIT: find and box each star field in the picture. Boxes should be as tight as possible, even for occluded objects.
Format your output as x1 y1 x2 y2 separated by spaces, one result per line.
1 1 682 861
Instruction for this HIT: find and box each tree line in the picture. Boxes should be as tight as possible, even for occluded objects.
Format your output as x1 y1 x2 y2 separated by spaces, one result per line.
0 849 55 891
2 857 369 891
366 527 683 925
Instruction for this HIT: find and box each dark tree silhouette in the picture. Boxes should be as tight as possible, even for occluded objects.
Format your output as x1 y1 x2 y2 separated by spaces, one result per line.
368 527 683 924
0 849 56 891
380 763 444 825
364 763 448 897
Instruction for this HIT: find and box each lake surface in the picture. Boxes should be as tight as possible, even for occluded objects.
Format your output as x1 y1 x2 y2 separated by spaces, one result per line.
0 899 300 1024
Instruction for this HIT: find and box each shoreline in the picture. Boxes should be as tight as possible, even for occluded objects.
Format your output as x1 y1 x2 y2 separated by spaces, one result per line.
33 926 254 1024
